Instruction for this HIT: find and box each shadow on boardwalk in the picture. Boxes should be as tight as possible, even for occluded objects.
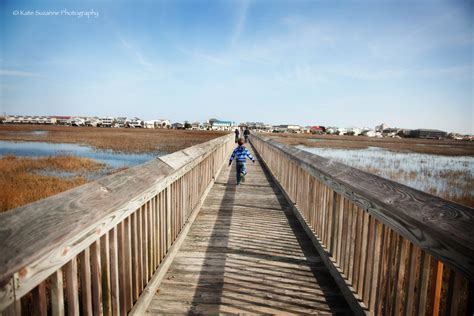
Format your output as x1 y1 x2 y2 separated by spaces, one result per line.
147 144 351 314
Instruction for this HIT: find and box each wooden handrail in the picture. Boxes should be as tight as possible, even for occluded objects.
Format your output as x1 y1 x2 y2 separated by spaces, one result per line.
0 133 234 314
252 133 473 315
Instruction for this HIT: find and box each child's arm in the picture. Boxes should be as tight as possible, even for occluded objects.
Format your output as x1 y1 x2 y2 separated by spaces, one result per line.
245 149 255 162
229 148 237 166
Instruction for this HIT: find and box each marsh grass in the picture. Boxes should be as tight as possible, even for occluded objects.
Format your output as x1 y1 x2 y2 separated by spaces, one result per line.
0 155 106 212
275 133 474 156
298 146 474 208
0 125 226 153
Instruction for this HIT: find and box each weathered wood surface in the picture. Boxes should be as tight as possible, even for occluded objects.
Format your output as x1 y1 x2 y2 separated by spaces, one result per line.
0 134 233 286
0 135 232 307
252 134 474 281
146 149 351 314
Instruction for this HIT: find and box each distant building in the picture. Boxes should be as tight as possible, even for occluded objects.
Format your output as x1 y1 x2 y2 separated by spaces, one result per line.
114 117 128 128
375 123 389 133
410 129 447 139
361 129 382 137
210 119 235 131
191 122 201 130
155 119 171 128
85 117 100 127
70 117 85 126
310 126 325 134
128 117 143 128
346 127 361 136
51 116 71 125
100 117 114 127
382 128 400 137
273 124 301 133
336 127 347 135
172 122 184 129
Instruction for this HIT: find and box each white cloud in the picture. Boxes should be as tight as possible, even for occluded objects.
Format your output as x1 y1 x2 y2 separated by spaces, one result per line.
177 48 231 66
0 69 40 77
230 0 251 47
118 36 154 69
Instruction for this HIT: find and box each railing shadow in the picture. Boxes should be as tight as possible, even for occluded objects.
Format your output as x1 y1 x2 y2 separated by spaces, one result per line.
188 144 350 314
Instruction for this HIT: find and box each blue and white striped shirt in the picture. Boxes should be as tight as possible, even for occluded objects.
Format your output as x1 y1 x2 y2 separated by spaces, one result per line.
229 146 255 163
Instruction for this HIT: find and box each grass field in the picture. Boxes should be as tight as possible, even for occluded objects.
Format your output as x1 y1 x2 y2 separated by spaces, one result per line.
272 133 474 156
0 125 227 212
0 155 108 212
0 124 227 153
275 133 474 208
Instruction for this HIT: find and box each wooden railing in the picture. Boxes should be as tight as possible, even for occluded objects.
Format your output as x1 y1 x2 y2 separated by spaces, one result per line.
252 134 473 316
0 133 234 315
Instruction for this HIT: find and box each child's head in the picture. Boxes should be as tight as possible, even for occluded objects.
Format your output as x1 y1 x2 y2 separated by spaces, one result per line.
237 138 244 146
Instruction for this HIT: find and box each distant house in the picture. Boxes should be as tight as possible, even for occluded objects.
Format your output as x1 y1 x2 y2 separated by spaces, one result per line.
191 122 201 130
364 130 383 138
85 117 100 127
382 128 400 137
210 119 235 131
273 124 301 133
375 123 389 132
397 129 412 138
51 116 71 125
310 126 325 134
128 117 143 128
346 127 361 136
100 117 114 127
172 122 184 129
144 120 156 129
115 117 129 128
325 127 337 134
410 129 447 139
70 117 85 126
336 127 347 135
155 119 171 128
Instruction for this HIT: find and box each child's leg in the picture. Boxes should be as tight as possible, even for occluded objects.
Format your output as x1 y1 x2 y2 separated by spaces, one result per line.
236 162 242 184
241 162 247 175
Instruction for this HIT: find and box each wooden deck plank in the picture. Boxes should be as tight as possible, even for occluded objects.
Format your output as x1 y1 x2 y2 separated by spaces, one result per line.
146 150 350 314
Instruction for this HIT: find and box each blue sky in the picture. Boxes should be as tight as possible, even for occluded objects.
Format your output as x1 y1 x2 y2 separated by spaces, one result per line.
1 0 473 133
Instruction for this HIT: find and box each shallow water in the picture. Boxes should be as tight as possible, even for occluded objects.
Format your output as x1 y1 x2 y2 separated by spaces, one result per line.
0 140 160 168
297 146 474 200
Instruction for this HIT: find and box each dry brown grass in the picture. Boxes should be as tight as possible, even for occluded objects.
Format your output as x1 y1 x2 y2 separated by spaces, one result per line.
0 155 105 212
0 125 227 153
0 126 226 212
271 133 474 156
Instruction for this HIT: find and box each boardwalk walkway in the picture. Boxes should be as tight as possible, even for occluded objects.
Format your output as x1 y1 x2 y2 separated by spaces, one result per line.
146 147 351 314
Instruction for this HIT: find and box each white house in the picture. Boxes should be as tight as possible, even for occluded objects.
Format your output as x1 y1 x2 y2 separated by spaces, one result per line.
154 119 171 128
336 127 347 135
70 117 85 126
85 117 100 127
128 117 143 128
375 123 389 133
210 119 236 131
100 117 114 127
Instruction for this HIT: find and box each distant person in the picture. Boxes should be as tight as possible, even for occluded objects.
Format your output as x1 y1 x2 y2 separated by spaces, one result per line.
234 128 240 143
243 128 250 143
229 138 255 185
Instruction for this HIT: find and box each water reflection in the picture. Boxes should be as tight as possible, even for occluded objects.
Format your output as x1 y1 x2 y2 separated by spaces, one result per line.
0 141 160 168
298 145 474 200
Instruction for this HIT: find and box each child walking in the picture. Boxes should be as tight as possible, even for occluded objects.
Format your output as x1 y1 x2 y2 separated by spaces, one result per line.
229 138 255 185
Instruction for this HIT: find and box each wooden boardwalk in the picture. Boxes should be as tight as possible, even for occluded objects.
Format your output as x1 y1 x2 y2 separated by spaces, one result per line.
146 148 350 314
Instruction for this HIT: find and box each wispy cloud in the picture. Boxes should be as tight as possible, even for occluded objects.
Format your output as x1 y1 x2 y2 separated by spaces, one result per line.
178 48 231 66
230 0 251 47
118 36 154 69
0 69 40 77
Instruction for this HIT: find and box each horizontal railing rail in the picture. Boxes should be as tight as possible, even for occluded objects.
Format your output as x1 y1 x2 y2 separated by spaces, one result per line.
252 133 473 315
0 133 234 315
